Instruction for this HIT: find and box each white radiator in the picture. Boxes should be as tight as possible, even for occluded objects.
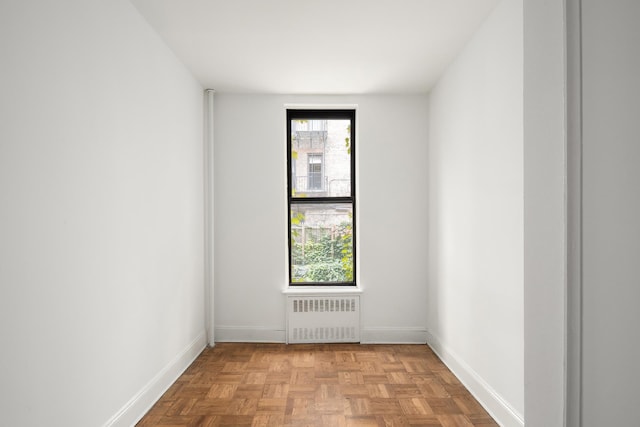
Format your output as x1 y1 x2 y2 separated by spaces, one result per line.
286 295 360 343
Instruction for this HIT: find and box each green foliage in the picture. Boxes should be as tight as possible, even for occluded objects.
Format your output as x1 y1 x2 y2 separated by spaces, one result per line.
290 211 304 238
291 211 304 226
306 261 345 282
339 220 353 281
291 220 353 283
304 237 335 263
345 124 352 155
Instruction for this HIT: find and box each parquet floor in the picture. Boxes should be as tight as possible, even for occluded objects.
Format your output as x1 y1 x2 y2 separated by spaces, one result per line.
136 343 497 427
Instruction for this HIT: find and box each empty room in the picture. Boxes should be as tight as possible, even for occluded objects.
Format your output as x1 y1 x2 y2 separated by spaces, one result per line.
2 0 639 426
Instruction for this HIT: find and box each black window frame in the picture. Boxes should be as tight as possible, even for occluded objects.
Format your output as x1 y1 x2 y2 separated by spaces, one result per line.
287 109 356 287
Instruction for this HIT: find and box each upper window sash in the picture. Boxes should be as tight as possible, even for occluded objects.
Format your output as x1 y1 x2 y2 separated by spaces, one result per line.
287 109 355 202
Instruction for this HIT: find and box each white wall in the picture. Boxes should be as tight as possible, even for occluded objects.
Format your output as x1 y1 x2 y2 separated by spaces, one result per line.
427 0 524 425
214 94 429 344
581 1 640 425
0 1 205 426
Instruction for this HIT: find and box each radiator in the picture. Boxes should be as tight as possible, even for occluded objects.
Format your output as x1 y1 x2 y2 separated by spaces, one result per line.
286 295 360 343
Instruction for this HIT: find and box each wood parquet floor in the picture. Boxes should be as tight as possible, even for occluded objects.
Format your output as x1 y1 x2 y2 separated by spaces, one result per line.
136 343 498 427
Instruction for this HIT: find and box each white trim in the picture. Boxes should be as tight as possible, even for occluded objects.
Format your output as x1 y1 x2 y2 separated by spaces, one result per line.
425 330 524 427
565 0 582 425
282 286 363 296
204 89 215 346
361 327 427 344
284 103 359 110
103 332 207 427
214 326 286 343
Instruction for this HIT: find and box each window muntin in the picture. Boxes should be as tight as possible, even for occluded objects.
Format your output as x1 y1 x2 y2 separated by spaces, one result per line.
287 110 355 286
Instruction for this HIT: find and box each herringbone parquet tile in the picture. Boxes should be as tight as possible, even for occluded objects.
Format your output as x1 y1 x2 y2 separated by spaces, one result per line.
136 343 498 427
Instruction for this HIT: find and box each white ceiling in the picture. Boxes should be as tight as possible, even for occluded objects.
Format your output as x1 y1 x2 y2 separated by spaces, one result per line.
131 0 500 94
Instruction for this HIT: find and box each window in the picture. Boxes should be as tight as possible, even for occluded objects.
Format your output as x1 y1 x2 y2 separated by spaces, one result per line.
307 154 323 190
287 109 355 286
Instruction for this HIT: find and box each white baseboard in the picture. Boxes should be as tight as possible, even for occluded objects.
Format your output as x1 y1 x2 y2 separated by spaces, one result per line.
425 330 524 427
214 326 427 344
361 327 428 344
103 331 207 427
214 326 286 343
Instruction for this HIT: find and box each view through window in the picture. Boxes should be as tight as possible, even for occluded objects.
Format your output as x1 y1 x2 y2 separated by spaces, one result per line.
287 109 355 286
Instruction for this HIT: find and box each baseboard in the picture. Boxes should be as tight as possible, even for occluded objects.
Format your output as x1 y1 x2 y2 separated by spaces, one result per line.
214 326 286 343
213 326 427 344
361 327 428 344
425 330 524 427
103 331 207 427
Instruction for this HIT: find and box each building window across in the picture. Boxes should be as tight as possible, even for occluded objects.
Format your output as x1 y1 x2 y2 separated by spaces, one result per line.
287 109 356 286
307 153 323 190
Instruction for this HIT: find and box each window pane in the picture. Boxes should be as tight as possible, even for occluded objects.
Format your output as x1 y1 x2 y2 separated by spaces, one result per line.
290 203 353 283
291 119 351 197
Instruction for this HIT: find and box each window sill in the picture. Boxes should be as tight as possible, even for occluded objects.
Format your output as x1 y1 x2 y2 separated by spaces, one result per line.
282 286 362 296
